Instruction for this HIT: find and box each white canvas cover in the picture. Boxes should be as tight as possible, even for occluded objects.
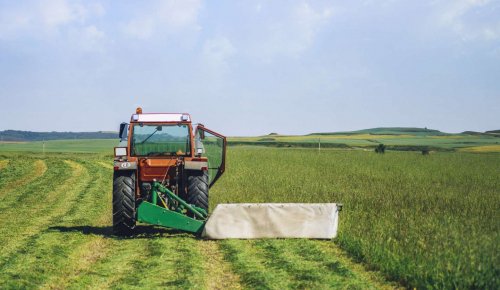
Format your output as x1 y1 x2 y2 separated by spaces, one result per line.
202 203 340 239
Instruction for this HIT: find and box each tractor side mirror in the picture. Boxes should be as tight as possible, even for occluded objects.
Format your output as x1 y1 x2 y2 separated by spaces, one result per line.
119 123 129 140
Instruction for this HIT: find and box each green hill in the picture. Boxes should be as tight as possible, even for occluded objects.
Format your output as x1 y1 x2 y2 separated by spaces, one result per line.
309 127 446 136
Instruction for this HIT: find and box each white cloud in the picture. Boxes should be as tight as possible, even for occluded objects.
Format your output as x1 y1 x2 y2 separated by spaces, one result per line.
0 0 106 38
439 0 500 41
248 1 334 60
202 36 236 75
0 0 107 52
123 0 202 39
203 37 236 64
39 0 74 27
77 25 106 52
292 1 333 52
124 18 155 40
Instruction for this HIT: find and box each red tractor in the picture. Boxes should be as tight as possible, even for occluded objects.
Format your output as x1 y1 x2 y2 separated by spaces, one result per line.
113 107 226 235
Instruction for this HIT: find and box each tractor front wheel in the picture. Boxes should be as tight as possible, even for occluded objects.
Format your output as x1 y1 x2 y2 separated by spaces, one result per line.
112 171 136 235
187 170 209 213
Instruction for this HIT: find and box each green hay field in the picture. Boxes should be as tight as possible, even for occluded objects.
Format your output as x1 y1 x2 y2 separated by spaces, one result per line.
228 131 500 151
0 143 498 289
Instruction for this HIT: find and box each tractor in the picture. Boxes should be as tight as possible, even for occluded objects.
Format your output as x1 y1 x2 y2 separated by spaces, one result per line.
113 107 226 236
113 107 342 239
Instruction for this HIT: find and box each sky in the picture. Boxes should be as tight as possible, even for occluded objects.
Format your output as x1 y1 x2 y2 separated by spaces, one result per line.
0 0 499 136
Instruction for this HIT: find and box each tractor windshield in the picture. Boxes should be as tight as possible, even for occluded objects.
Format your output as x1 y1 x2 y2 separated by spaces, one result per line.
131 124 190 156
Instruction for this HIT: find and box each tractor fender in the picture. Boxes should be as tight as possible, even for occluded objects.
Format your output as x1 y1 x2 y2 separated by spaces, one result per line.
184 160 208 171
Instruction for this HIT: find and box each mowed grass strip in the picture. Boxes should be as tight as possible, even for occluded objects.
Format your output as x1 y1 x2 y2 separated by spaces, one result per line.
0 157 120 289
72 233 206 289
98 160 114 170
67 238 148 289
0 158 71 251
222 239 392 289
110 235 206 289
0 159 9 170
0 158 92 287
313 241 400 289
40 159 113 289
218 240 292 289
63 161 204 289
199 240 242 289
0 158 46 199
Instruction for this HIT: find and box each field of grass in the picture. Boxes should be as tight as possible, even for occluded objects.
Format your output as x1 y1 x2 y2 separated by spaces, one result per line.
0 151 394 289
459 144 500 153
0 144 498 289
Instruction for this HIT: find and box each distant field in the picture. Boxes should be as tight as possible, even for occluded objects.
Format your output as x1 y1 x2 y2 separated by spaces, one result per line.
0 139 115 153
459 144 500 153
229 133 500 151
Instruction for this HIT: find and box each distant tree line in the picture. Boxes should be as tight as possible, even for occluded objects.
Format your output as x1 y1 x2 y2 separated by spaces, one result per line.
0 130 117 141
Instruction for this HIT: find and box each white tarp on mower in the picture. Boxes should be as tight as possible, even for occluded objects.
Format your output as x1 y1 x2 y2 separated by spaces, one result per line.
202 203 340 239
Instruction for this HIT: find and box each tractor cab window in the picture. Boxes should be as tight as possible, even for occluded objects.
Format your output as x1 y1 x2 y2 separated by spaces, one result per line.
131 124 190 156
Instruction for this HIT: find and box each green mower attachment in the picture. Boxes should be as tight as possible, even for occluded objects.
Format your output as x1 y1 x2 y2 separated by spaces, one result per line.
136 181 208 235
135 181 342 239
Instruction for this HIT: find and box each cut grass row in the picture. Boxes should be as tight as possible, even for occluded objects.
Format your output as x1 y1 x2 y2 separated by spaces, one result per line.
219 239 393 289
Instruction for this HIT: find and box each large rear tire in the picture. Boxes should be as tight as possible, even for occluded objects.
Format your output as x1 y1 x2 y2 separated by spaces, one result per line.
113 171 136 236
187 170 209 212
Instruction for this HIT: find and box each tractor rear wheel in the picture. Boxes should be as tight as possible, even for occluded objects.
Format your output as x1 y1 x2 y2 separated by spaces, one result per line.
112 171 136 235
187 170 209 212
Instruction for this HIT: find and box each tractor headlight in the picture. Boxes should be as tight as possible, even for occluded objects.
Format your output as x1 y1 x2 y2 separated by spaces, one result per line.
114 147 127 157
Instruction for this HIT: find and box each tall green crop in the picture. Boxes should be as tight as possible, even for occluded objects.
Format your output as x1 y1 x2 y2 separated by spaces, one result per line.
211 147 500 289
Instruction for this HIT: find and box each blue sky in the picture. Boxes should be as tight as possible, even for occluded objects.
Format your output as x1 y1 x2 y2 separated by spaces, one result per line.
1 0 499 135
